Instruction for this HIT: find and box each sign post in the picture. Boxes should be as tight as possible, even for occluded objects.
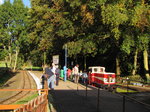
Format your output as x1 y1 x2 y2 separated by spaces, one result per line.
52 55 59 67
64 45 67 81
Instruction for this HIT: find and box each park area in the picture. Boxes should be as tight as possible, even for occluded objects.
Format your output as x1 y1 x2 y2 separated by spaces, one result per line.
0 0 150 112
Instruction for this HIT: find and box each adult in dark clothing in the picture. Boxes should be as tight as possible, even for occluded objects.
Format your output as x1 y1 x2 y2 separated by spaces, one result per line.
55 67 60 86
45 63 56 89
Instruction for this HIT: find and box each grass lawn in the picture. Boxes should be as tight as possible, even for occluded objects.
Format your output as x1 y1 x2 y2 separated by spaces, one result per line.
25 66 43 71
14 93 39 104
116 87 137 93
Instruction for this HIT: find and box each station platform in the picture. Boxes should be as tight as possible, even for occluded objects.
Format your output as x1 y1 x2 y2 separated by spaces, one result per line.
48 80 150 112
30 71 150 112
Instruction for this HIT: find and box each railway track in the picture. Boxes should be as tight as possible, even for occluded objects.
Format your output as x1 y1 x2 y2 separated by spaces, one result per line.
0 71 34 104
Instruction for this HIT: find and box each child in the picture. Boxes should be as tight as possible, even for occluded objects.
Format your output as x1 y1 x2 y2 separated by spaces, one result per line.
41 74 47 89
82 70 88 84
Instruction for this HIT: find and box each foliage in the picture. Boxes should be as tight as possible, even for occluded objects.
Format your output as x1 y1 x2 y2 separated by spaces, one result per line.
0 0 149 80
0 0 29 70
120 35 135 54
66 39 97 58
28 0 149 80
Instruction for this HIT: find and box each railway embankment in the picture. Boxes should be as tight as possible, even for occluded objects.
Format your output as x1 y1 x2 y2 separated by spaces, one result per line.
0 71 37 104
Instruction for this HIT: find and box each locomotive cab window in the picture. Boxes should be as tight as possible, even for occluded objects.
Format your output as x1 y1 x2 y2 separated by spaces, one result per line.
100 68 103 72
94 68 98 73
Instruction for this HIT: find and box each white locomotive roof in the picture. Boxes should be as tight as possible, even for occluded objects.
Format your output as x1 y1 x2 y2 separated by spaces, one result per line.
88 66 105 73
103 72 115 74
88 66 105 69
88 66 115 74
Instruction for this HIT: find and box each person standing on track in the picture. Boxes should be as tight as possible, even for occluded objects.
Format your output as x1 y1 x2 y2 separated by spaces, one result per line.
45 63 56 90
73 64 79 83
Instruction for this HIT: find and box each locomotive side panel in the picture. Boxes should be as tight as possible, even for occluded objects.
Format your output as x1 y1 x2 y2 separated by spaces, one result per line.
103 73 116 85
94 73 105 84
88 73 116 85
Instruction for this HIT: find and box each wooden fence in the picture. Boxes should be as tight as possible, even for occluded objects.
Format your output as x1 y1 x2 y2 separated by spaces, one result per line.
0 80 48 112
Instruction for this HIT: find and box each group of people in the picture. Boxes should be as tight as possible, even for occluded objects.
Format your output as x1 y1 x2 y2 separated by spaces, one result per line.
41 63 88 90
67 64 88 84
41 63 60 90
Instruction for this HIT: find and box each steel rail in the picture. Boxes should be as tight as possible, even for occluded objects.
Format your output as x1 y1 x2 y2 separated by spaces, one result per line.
0 71 33 104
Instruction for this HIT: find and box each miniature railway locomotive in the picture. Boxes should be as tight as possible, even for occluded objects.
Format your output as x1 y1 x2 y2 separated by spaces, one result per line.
88 66 116 91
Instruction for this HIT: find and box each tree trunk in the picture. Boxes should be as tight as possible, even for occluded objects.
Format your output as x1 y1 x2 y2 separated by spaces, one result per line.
8 45 12 68
13 47 19 72
132 49 138 75
116 57 121 75
84 56 86 70
143 49 150 83
3 46 8 68
43 51 46 66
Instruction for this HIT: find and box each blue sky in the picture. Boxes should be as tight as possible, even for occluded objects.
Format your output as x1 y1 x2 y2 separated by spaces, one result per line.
22 0 31 7
0 0 31 7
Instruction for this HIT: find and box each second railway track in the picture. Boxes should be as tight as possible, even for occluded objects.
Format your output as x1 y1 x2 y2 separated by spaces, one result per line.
0 71 35 104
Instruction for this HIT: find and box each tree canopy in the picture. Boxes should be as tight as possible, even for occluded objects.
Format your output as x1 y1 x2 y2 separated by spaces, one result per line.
0 0 149 81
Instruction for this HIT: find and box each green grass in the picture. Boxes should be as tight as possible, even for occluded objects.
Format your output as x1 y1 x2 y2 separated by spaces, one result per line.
25 66 43 71
14 93 38 104
116 88 137 93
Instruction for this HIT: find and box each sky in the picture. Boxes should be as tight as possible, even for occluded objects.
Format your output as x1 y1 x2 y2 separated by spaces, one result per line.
0 0 4 4
22 0 31 7
0 0 31 7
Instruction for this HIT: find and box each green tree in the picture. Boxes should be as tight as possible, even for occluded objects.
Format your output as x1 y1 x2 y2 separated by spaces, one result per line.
29 0 60 65
0 0 14 68
131 1 150 82
101 0 128 75
0 0 29 70
120 0 150 80
28 0 149 81
11 0 29 71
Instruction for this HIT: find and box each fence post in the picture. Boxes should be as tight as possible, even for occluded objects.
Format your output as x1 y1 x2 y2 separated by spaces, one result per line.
44 79 48 95
97 87 100 112
123 95 125 112
85 82 87 99
126 77 129 93
77 82 79 92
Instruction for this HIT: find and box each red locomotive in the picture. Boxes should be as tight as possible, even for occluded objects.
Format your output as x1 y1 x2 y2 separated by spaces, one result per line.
88 66 116 90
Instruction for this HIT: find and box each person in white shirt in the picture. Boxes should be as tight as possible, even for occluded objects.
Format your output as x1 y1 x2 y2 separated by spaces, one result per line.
73 64 79 83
